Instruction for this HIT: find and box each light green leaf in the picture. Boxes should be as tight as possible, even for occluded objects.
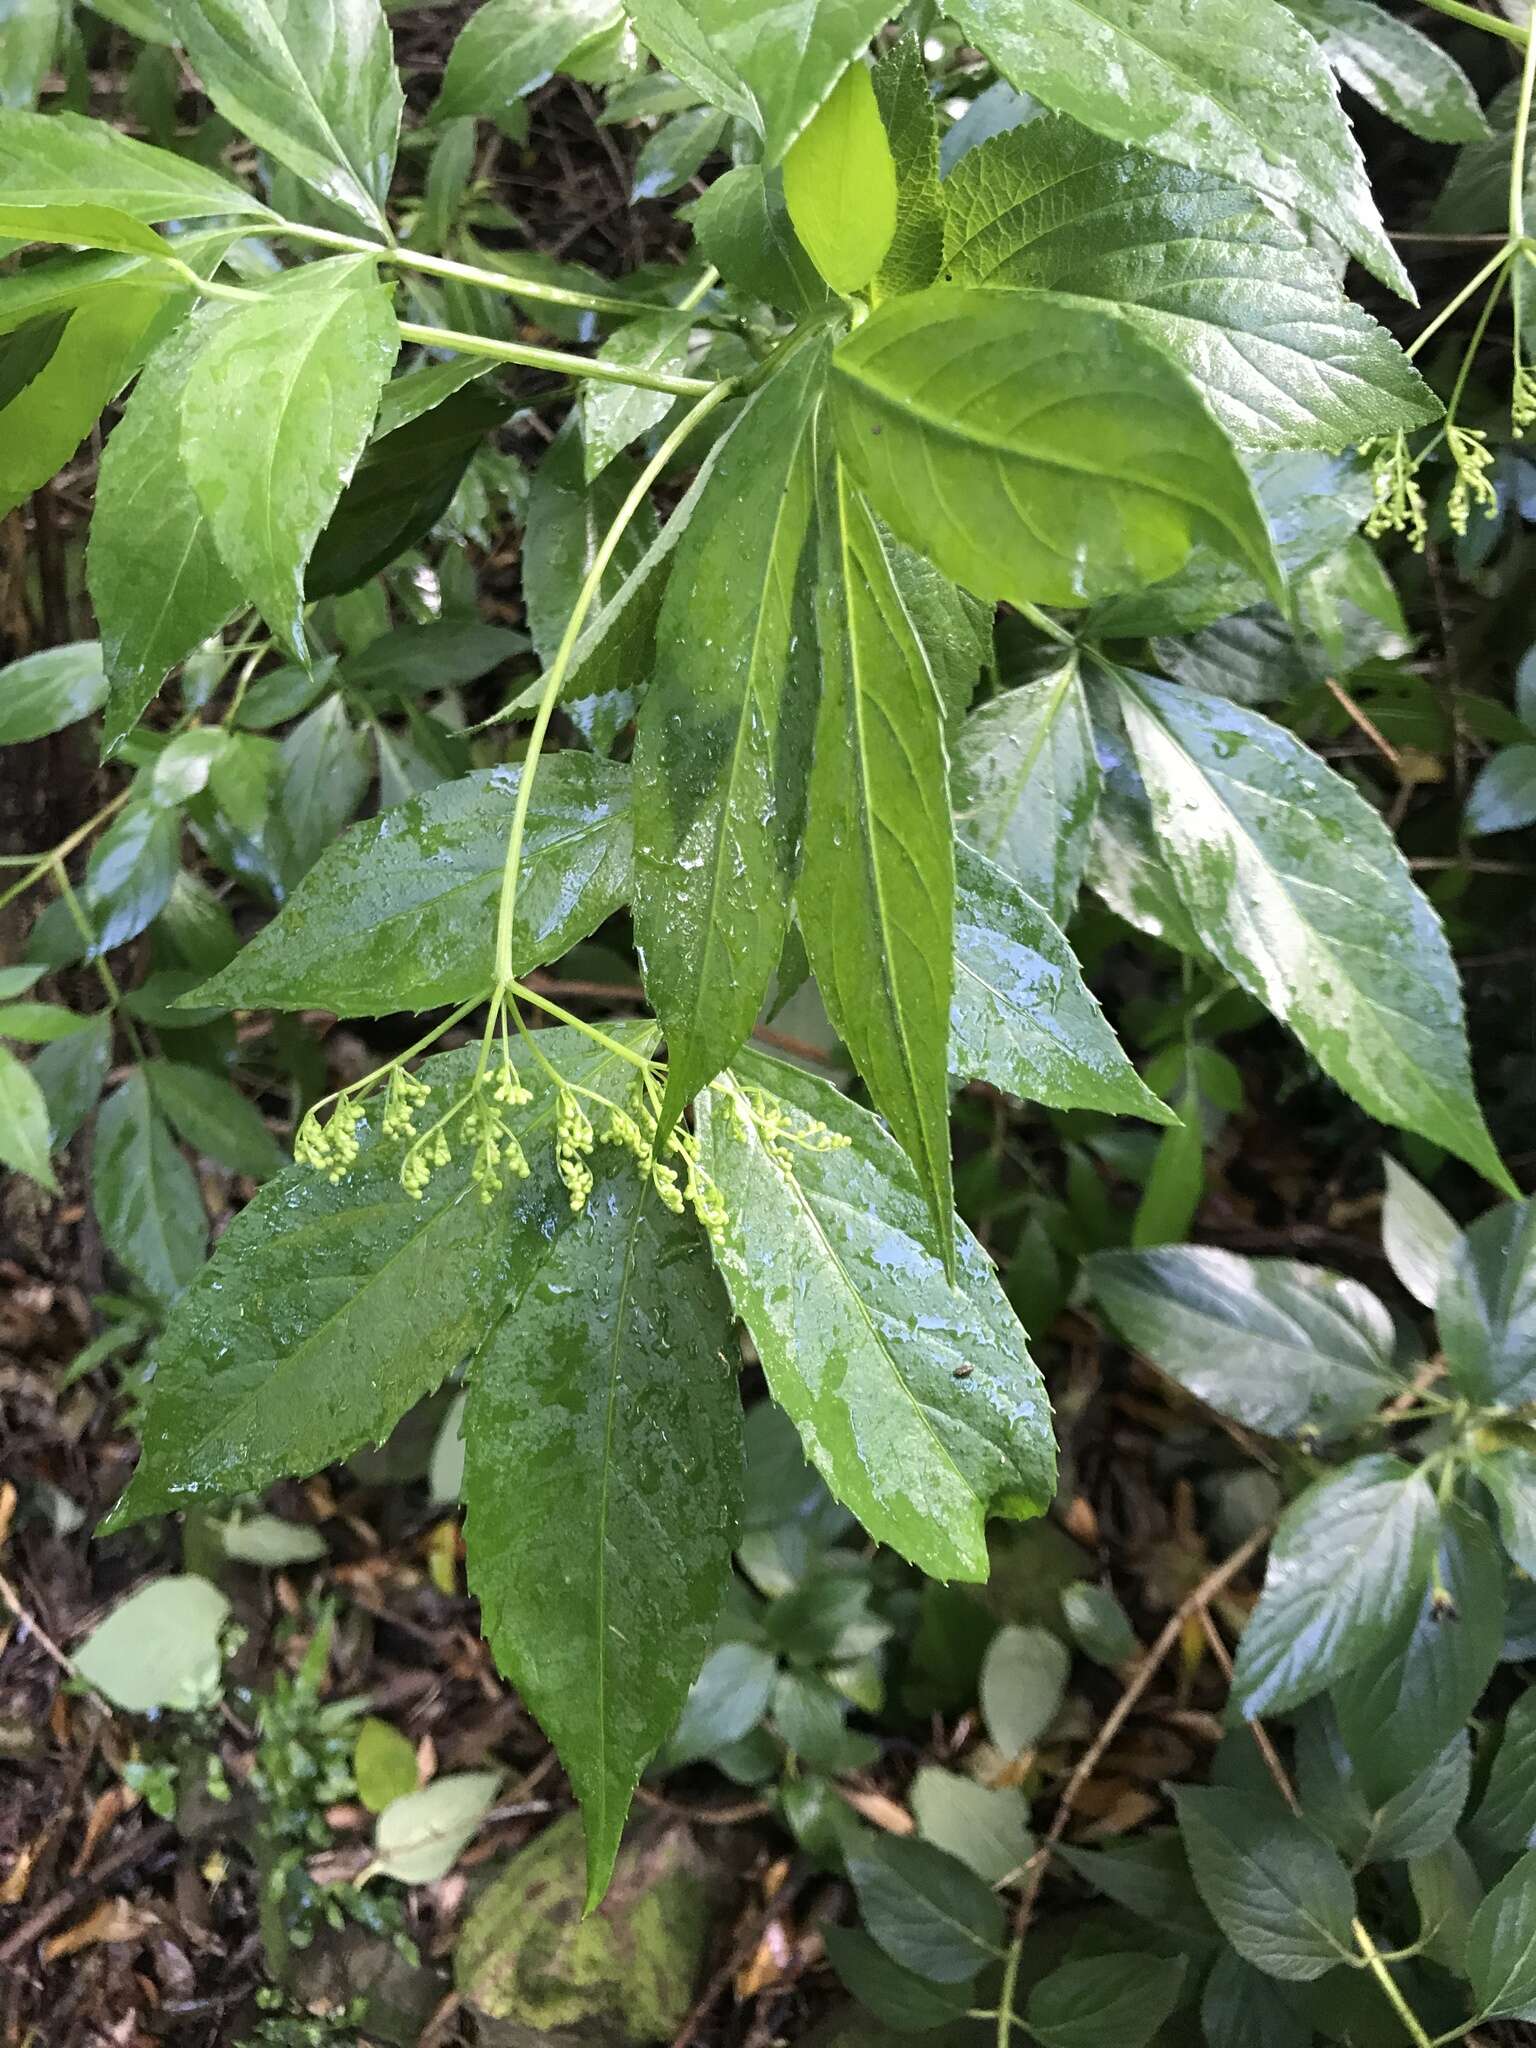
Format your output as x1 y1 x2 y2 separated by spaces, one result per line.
633 107 728 201
0 109 271 221
1479 1448 1536 1578
980 1622 1070 1756
73 1576 230 1712
1381 1156 1461 1309
1467 1851 1536 2019
168 0 402 234
953 660 1099 926
950 841 1172 1123
634 344 822 1136
0 641 105 744
93 1072 206 1301
465 1161 742 1907
800 453 955 1268
104 1027 655 1528
0 203 169 257
941 118 1436 451
910 1765 1034 1884
354 1716 419 1813
783 60 897 293
1111 668 1511 1191
848 1834 1005 1983
90 312 244 755
871 34 944 296
1474 1687 1536 1849
1282 0 1488 144
1175 1785 1355 1981
370 1771 502 1884
1026 1953 1186 2048
831 285 1281 610
581 312 693 481
1466 745 1536 838
144 1059 286 1179
697 1050 1055 1582
438 0 621 120
180 259 400 660
947 0 1410 295
1230 1454 1440 1717
0 0 60 111
1088 1244 1400 1440
623 0 757 127
0 1042 56 1192
1434 1197 1536 1408
192 757 631 1016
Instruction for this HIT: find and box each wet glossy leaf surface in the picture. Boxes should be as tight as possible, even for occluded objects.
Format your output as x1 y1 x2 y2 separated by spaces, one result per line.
871 35 945 297
581 313 693 480
1437 1197 1536 1406
438 0 621 120
92 1072 206 1303
1174 1785 1355 1981
195 757 630 1016
143 1059 286 1180
698 1049 1055 1582
464 1162 741 1905
1283 0 1488 143
522 423 658 668
0 107 271 220
658 0 894 161
0 641 105 744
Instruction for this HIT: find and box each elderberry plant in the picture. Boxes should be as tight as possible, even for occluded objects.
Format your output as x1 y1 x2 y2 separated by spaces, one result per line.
0 0 1529 1936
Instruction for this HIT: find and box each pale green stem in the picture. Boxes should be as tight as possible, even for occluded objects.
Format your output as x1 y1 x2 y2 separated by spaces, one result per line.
1352 1919 1435 2048
1406 245 1514 361
491 377 737 986
1417 0 1526 44
396 318 717 395
1512 12 1536 243
510 980 659 1072
0 789 132 912
995 1936 1023 2048
52 858 144 1060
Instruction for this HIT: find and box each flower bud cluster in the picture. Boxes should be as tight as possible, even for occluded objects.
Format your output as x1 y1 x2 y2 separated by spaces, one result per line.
1363 433 1428 552
1445 424 1497 537
555 1087 596 1212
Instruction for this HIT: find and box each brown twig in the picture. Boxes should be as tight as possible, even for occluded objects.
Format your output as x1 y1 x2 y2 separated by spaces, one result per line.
1324 675 1404 775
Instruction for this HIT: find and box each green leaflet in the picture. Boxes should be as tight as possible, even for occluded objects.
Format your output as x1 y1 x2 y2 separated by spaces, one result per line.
464 1161 741 1907
0 1043 56 1192
143 1059 287 1180
581 313 694 481
0 108 272 221
179 258 400 662
634 344 823 1138
438 0 622 120
800 452 957 1270
947 0 1411 297
0 642 106 745
522 421 659 668
941 118 1437 452
871 34 945 297
166 0 403 235
93 1072 207 1303
1467 1852 1536 2020
830 286 1281 610
1473 1687 1536 1847
267 696 371 891
1174 1786 1356 1982
90 310 243 755
1230 1454 1440 1717
191 757 632 1016
783 60 897 294
1437 1198 1536 1408
1282 0 1488 144
1088 1245 1401 1440
105 1027 656 1529
950 842 1172 1123
689 164 834 316
952 660 1100 926
697 1050 1055 1582
1480 1448 1536 1578
1026 1955 1186 2048
0 204 170 258
0 0 60 110
1110 669 1512 1192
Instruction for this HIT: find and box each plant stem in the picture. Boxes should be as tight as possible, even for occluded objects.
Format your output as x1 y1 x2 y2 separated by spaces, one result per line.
396 318 717 395
510 981 658 1070
1417 0 1526 45
1016 600 1078 651
1352 1920 1435 2048
52 859 144 1060
1512 10 1536 243
491 376 737 987
995 1934 1023 2048
1406 245 1513 361
0 788 132 915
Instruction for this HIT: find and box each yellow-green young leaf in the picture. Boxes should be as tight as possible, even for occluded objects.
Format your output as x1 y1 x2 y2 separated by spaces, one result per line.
783 62 897 293
0 204 168 257
831 287 1281 610
800 455 955 1269
180 259 400 661
634 343 823 1138
0 1043 56 1193
103 1027 656 1530
464 1161 743 1907
354 1716 420 1813
697 1050 1054 1581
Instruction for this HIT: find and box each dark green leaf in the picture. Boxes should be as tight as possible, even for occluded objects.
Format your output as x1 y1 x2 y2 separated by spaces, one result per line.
1112 668 1511 1191
871 35 944 296
1467 1851 1536 2019
105 1026 654 1528
1438 1198 1536 1407
1283 0 1488 143
831 286 1280 610
847 1834 1004 1983
1479 1448 1536 1577
633 107 728 200
689 164 833 315
82 801 180 957
0 641 105 743
1060 1582 1139 1667
1084 708 1207 955
1201 1951 1313 2048
0 309 68 412
1026 1954 1185 2048
464 1160 741 1907
1473 1687 1536 1849
946 0 1409 294
522 423 658 668
634 345 822 1135
1230 1455 1439 1717
1174 1785 1355 1981
783 60 897 293
267 696 370 891
1089 1245 1399 1439
661 1641 778 1763
93 1072 206 1301
1055 1836 1217 1950
697 1050 1055 1581
196 756 629 1015
1153 609 1311 707
980 1621 1070 1755
623 0 757 127
438 0 621 120
941 117 1435 451
342 622 525 701
31 1013 110 1149
0 1043 56 1192
144 1060 286 1179
823 1923 974 2032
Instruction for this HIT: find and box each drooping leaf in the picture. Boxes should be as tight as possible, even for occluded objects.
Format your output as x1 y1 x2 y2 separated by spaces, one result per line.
871 34 944 296
831 286 1281 610
697 1049 1055 1581
1174 1785 1356 1982
0 108 271 223
1110 668 1512 1191
1466 1851 1536 2020
799 453 956 1267
1282 0 1488 143
193 757 630 1016
1381 1156 1462 1310
1229 1455 1440 1717
946 0 1411 295
92 1072 207 1303
0 642 106 744
950 842 1173 1123
180 259 400 660
167 0 403 234
0 1043 56 1192
1473 1687 1536 1849
437 0 621 120
464 1161 742 1906
1026 1953 1186 2048
783 59 897 293
1438 1198 1536 1408
580 313 693 481
143 1059 286 1179
634 344 822 1136
73 1576 230 1713
952 659 1100 926
1479 1447 1536 1578
1088 1245 1401 1440
847 1834 1005 1984
104 1028 655 1528
941 117 1436 451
